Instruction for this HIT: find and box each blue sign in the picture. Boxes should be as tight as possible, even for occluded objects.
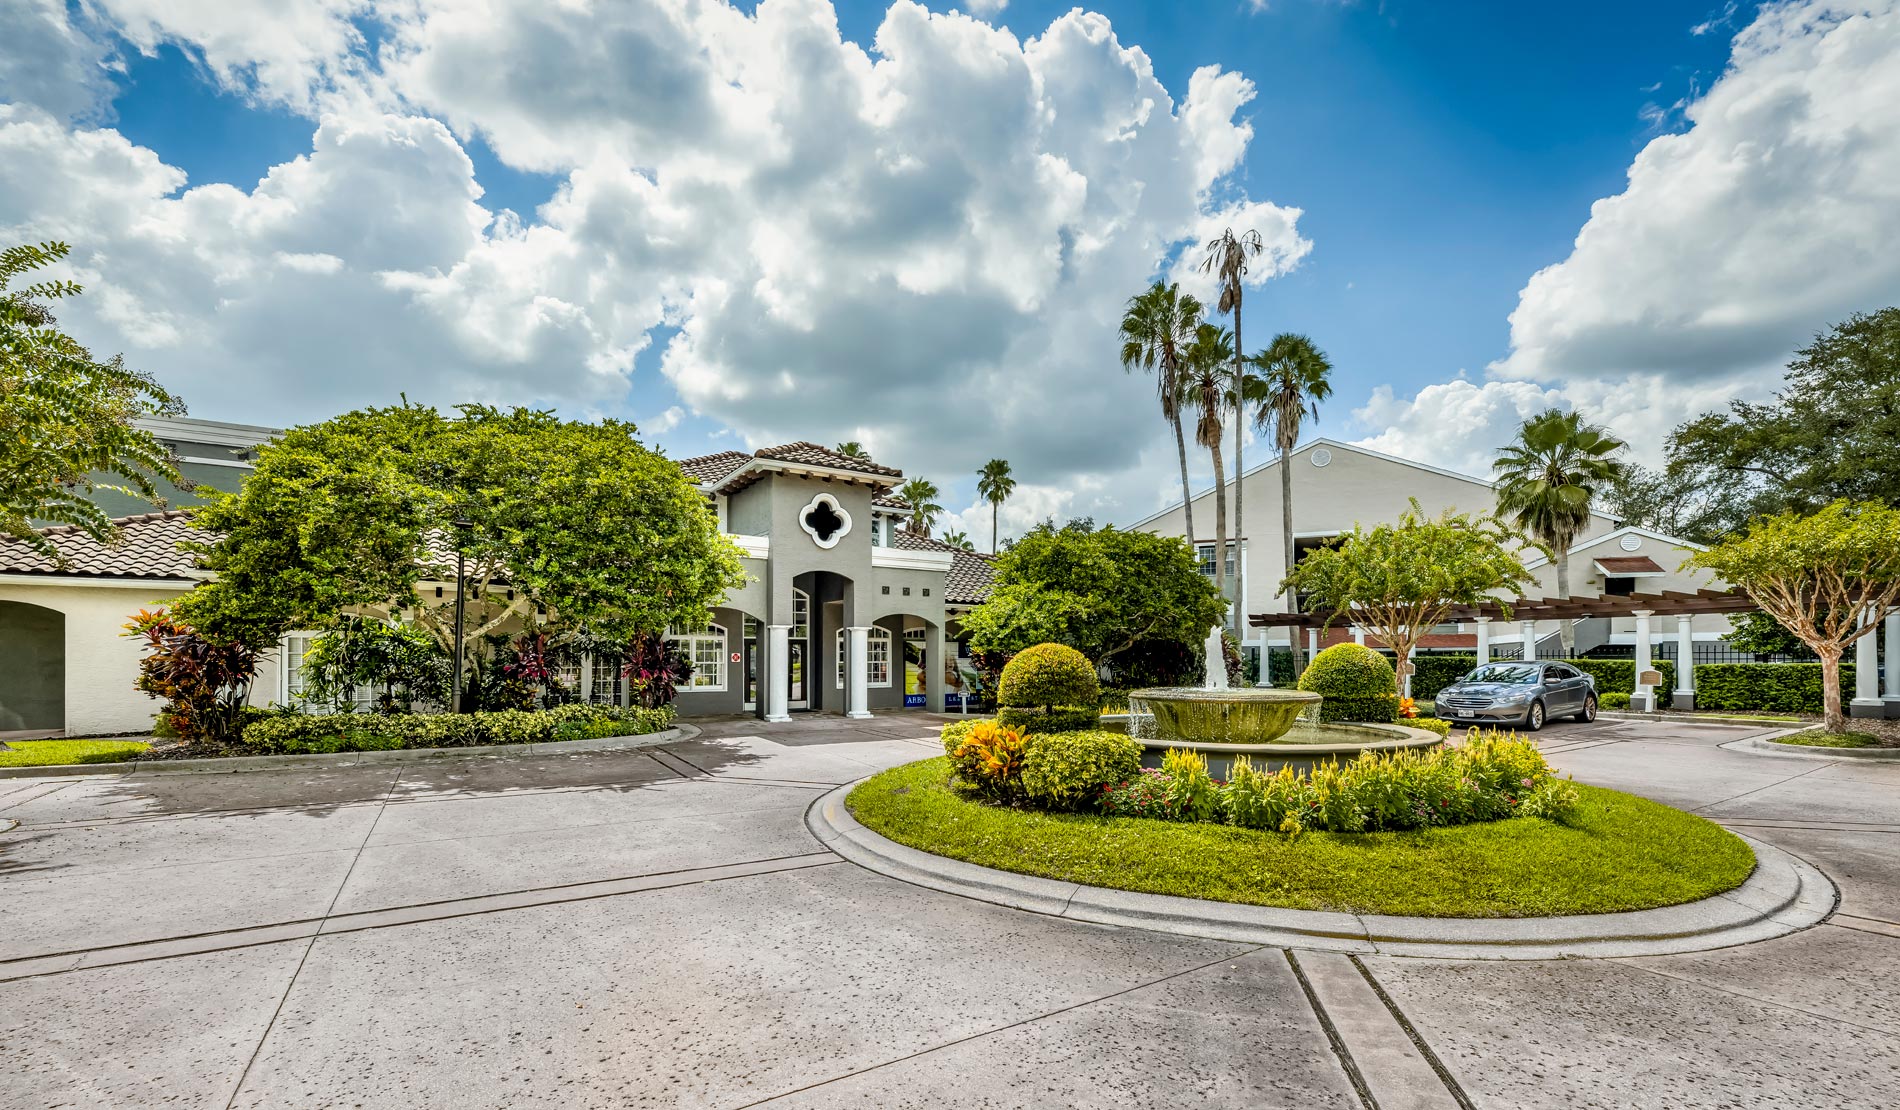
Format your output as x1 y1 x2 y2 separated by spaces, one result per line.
905 694 926 708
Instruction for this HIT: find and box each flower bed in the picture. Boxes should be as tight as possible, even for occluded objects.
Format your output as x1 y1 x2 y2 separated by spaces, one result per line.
239 703 675 755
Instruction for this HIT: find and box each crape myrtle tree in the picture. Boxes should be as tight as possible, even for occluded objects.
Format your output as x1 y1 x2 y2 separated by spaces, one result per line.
1688 500 1900 733
960 520 1224 679
1 241 186 558
1282 501 1535 696
176 403 747 708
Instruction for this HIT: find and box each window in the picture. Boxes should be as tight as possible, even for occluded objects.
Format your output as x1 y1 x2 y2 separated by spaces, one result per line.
792 590 810 638
835 627 894 688
667 623 728 691
551 657 581 699
1195 543 1236 579
592 655 622 703
282 631 317 704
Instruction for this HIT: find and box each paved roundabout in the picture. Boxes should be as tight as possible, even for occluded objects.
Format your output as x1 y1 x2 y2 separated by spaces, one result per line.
3 713 1898 1107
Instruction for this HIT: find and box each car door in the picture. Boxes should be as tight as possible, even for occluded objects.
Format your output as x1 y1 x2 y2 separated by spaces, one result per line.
1544 665 1580 714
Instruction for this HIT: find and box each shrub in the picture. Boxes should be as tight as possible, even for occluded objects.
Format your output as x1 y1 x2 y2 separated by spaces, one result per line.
1298 643 1399 723
998 644 1100 712
1405 716 1453 737
1566 658 1676 709
1694 663 1855 714
940 719 982 756
997 706 1100 734
1600 691 1631 710
1100 768 1188 820
945 720 1028 800
240 703 675 754
1020 729 1141 810
1161 748 1220 822
1413 655 1478 700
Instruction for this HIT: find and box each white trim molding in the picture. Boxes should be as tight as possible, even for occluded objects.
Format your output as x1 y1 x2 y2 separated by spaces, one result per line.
871 547 955 571
0 574 198 589
726 533 770 559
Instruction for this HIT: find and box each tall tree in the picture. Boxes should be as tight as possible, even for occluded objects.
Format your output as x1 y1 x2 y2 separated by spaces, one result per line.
975 458 1015 555
1247 333 1332 677
896 477 942 535
1493 408 1626 653
1666 307 1900 534
1688 501 1900 733
1200 228 1265 631
835 441 868 459
1178 323 1236 618
1119 282 1204 553
1 241 186 559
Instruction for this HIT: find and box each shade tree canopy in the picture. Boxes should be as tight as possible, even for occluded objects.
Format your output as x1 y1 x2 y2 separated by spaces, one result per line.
176 404 747 685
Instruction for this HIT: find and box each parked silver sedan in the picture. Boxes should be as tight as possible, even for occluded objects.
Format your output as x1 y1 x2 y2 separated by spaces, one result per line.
1435 661 1598 731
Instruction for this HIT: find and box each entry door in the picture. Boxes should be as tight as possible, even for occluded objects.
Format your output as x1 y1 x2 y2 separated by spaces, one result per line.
787 639 808 709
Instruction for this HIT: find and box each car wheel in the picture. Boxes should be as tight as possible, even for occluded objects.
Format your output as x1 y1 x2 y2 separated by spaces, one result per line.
1577 693 1597 723
1524 700 1546 732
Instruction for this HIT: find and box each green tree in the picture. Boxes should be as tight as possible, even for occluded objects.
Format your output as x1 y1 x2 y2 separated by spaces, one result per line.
1178 323 1235 618
176 403 746 705
835 441 868 459
1601 462 1728 545
897 477 942 534
961 520 1224 676
1119 281 1204 551
1248 332 1332 675
939 529 975 551
1201 228 1265 632
1493 408 1626 651
1667 308 1900 534
975 458 1015 554
1 241 185 558
1282 501 1534 694
1687 500 1900 732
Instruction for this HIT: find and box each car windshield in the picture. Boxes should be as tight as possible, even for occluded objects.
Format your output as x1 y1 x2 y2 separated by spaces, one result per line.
1465 664 1542 685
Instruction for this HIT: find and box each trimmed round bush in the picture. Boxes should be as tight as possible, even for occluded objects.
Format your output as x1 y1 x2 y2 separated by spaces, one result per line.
1298 643 1399 723
998 643 1101 710
1020 729 1142 810
997 706 1099 734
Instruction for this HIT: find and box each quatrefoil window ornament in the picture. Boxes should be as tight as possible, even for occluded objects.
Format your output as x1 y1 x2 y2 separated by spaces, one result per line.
798 492 851 549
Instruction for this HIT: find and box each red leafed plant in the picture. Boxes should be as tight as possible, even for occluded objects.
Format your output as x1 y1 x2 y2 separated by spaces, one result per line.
122 608 260 743
622 632 694 709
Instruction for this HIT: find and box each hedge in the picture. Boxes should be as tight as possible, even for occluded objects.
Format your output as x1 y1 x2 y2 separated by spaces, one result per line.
1694 663 1856 714
1412 655 1676 709
241 703 675 754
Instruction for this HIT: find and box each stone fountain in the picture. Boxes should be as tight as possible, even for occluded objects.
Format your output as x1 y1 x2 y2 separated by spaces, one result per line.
1117 625 1442 776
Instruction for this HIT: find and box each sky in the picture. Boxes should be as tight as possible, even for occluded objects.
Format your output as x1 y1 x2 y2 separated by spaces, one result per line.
3 0 1897 549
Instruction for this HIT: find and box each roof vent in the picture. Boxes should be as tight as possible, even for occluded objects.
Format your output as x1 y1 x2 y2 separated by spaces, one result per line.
1619 534 1641 552
1311 448 1332 468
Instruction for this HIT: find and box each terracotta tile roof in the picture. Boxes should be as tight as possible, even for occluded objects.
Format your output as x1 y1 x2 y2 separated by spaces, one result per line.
752 442 903 479
1594 555 1666 575
0 510 202 580
892 529 995 605
872 493 910 510
675 450 753 485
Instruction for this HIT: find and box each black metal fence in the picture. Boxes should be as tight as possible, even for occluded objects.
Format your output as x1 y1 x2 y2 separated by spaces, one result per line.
1585 643 1818 665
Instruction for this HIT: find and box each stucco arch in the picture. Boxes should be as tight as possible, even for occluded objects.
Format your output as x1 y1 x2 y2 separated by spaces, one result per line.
0 599 66 733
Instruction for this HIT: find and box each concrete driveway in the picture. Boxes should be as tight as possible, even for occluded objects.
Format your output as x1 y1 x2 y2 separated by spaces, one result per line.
3 713 1897 1108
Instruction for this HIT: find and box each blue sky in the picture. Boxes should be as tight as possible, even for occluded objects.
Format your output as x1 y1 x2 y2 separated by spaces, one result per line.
5 0 1895 541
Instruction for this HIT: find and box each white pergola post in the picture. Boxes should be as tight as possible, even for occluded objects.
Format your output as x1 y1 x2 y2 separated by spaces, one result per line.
1308 627 1320 659
1632 610 1655 712
1519 619 1538 662
1254 636 1272 688
1474 617 1491 666
579 654 594 705
1351 626 1365 646
1674 614 1696 711
845 626 873 719
1885 612 1900 717
765 624 792 722
1852 608 1883 717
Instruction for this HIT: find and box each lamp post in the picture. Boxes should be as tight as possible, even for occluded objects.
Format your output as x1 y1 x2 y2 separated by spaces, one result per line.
450 518 473 713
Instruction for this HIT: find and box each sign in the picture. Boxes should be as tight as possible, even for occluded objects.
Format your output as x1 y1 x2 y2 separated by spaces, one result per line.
1396 662 1415 676
730 652 741 663
1639 669 1663 687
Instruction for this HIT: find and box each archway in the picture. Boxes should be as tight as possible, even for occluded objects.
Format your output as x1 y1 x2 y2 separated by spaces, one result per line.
0 600 65 734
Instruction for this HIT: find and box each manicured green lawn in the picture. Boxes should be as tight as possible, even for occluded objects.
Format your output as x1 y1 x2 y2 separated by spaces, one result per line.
0 739 149 768
1773 729 1890 748
847 758 1755 918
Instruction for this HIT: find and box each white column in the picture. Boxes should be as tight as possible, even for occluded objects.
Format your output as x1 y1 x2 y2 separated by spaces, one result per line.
1852 608 1882 716
765 623 792 722
845 626 873 719
1307 627 1320 659
1351 626 1365 646
1253 637 1271 687
1884 612 1900 713
579 653 594 705
1632 610 1654 712
1674 615 1696 710
1474 617 1491 666
1519 619 1538 661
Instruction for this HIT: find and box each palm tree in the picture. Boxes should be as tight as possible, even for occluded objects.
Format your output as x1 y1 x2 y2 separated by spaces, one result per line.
896 477 942 535
1119 282 1205 551
939 530 975 551
1200 228 1265 631
1178 323 1236 615
1247 333 1333 678
975 459 1015 555
1494 409 1628 654
835 441 868 459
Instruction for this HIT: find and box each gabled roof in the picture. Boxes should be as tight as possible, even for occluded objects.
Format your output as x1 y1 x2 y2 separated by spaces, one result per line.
675 450 753 485
0 511 202 581
892 529 995 606
872 492 911 510
1520 525 1706 571
753 442 903 478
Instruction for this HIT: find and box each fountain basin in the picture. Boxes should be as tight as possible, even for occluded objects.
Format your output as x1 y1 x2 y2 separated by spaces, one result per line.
1126 687 1321 745
1132 720 1446 778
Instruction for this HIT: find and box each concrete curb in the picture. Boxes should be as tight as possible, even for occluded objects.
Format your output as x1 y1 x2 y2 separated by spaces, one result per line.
1724 729 1900 762
807 780 1837 961
1598 710 1806 728
0 724 697 779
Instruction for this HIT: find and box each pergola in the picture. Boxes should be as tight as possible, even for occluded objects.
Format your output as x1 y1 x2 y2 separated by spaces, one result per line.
1249 588 1760 710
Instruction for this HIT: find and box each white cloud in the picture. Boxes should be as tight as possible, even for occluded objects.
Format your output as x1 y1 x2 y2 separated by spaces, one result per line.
1356 0 1900 473
648 405 686 433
